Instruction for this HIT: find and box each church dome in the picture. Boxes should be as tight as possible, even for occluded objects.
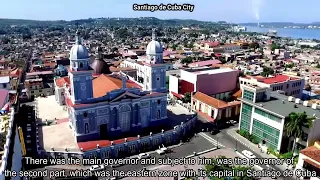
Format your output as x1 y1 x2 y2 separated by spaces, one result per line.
70 44 89 60
91 46 111 74
69 31 89 60
146 29 163 55
91 59 111 74
146 40 163 55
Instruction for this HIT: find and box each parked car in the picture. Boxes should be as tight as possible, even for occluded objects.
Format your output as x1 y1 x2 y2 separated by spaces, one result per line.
242 150 256 159
138 153 150 159
90 165 105 171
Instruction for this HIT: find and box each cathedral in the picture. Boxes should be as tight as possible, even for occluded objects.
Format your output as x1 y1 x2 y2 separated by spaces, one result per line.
54 30 168 142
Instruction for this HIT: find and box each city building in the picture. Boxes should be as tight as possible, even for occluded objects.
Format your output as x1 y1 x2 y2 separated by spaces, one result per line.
120 57 173 85
296 141 320 179
0 89 9 108
54 30 168 142
0 108 23 180
239 74 305 98
25 71 55 99
191 91 241 122
0 76 10 90
188 60 222 68
169 67 239 100
239 84 320 152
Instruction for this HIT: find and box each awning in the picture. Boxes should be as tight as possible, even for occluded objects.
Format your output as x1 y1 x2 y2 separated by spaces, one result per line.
171 91 183 99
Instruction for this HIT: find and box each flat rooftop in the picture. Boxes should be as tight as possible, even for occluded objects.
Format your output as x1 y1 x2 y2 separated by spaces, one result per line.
36 96 68 122
240 92 320 118
184 67 235 75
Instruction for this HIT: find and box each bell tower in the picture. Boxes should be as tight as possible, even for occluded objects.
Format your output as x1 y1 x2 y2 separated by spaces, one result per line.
144 29 167 93
68 30 93 104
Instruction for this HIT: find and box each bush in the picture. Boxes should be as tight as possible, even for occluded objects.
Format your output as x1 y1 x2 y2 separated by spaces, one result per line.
237 130 260 144
251 136 260 144
280 152 293 159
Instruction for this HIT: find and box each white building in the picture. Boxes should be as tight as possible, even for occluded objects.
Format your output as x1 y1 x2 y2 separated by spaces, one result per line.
239 84 320 152
296 141 320 180
120 31 173 89
0 108 23 180
0 76 10 90
239 74 305 98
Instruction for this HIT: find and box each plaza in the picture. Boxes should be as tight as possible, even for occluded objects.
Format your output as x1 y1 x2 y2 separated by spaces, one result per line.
35 96 68 122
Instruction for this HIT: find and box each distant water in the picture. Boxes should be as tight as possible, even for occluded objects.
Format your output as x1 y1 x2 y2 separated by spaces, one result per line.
246 26 320 40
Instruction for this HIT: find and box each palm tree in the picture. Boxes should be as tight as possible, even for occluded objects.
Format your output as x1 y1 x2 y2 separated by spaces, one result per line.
284 112 315 153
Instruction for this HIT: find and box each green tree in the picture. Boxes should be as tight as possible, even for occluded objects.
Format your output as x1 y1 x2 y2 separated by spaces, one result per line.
284 112 315 152
182 92 191 103
181 57 193 64
316 64 320 68
270 43 280 51
261 67 274 77
171 44 178 50
285 63 294 68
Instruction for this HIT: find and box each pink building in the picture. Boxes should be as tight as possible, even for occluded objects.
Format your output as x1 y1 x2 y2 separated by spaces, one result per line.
169 67 239 100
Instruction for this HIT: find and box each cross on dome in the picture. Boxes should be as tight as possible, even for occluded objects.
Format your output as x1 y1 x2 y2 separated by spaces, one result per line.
75 30 81 45
152 28 156 40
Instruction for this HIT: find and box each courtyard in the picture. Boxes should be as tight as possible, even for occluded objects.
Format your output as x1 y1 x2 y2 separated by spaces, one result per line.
38 119 81 152
35 95 68 122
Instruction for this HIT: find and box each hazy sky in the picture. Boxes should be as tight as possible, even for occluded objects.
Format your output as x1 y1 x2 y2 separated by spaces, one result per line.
1 0 319 23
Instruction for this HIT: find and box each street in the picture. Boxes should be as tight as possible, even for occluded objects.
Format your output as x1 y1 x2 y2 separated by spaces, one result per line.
28 114 291 180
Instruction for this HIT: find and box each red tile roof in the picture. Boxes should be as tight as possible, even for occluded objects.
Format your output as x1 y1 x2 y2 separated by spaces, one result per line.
193 91 241 109
259 74 299 84
55 77 70 88
10 68 21 78
78 137 137 151
92 74 140 98
171 91 183 99
301 144 320 162
203 41 220 47
193 92 227 108
232 89 242 98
